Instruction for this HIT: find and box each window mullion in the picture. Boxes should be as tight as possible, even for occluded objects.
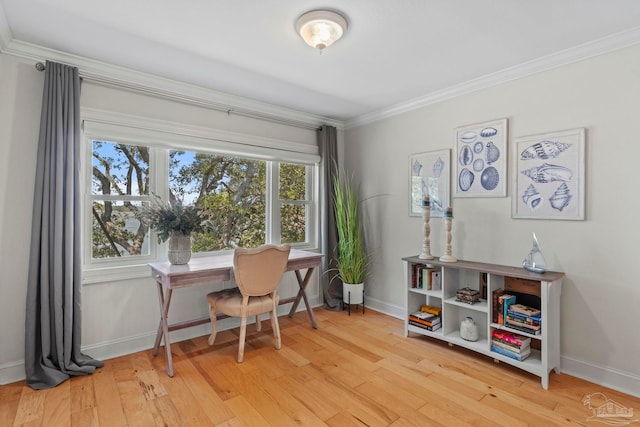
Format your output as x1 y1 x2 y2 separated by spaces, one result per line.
266 161 280 244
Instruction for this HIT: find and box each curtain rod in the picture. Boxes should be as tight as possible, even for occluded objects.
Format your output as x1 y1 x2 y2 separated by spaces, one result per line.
34 61 326 131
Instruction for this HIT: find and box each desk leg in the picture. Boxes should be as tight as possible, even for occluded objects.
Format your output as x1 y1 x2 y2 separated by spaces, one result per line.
153 281 175 377
288 268 318 329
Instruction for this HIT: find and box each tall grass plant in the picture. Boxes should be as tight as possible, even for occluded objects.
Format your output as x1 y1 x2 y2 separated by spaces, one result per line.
333 166 367 284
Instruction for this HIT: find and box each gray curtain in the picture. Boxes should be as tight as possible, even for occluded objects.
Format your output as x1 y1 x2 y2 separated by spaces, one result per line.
25 61 103 389
319 125 343 310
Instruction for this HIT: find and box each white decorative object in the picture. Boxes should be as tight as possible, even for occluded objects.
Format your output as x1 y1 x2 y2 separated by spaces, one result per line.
343 282 364 305
460 317 479 341
440 207 457 262
523 233 548 273
418 197 434 259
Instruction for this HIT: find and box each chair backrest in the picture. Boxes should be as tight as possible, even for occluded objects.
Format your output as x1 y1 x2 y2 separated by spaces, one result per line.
233 244 291 297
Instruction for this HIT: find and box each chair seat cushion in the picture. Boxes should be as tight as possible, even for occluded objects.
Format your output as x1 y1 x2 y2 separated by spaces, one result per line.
207 287 279 317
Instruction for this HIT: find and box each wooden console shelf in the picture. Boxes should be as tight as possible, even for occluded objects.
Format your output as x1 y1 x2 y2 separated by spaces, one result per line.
402 255 564 389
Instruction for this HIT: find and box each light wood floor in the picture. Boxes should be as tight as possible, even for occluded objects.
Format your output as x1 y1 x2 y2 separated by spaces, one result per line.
2 309 639 426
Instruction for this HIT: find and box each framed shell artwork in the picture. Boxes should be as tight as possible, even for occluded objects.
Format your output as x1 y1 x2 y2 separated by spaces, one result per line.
409 149 450 217
513 128 585 220
454 118 508 198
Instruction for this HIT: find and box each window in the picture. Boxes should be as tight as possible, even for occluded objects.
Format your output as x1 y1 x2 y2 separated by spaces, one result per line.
90 140 153 261
169 149 267 251
82 118 319 283
279 163 309 244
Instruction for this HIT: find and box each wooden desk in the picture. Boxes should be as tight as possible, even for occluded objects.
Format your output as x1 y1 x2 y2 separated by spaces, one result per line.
149 249 323 376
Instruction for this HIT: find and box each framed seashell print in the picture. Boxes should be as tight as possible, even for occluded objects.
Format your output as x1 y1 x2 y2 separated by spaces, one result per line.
454 118 508 198
409 149 450 217
512 128 585 220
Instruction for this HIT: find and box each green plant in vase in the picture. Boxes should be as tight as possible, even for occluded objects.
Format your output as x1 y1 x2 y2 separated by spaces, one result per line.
136 195 207 264
332 166 368 305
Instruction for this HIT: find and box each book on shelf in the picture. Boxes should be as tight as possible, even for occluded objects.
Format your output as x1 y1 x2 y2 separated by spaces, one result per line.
491 339 527 352
420 267 437 290
491 339 530 354
411 264 420 288
420 305 442 316
491 344 531 361
506 316 540 330
409 316 441 328
492 288 504 323
410 310 438 321
409 320 442 332
506 311 541 328
504 321 542 335
507 309 541 321
480 272 488 300
502 294 516 323
409 312 441 327
431 271 441 290
491 329 531 347
497 293 514 325
509 303 541 317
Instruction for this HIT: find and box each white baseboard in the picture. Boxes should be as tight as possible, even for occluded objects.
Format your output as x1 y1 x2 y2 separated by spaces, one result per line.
360 295 405 320
561 355 640 398
0 360 26 385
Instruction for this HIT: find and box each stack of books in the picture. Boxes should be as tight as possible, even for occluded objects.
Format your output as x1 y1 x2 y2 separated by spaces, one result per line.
411 265 441 290
506 304 541 335
491 329 531 361
408 307 441 332
420 304 442 316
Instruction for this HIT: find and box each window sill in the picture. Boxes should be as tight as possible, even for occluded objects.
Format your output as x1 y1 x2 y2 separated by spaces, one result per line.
83 263 153 285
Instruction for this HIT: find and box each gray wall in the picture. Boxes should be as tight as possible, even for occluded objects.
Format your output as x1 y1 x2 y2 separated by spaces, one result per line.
344 44 640 394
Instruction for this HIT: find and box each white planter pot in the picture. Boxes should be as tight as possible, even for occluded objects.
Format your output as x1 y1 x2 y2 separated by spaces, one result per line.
343 282 364 305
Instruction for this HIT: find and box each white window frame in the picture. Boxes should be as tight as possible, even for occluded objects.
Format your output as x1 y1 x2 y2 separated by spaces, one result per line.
81 110 320 284
271 163 316 246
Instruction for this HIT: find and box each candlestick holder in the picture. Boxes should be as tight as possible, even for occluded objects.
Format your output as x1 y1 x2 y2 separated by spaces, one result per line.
440 207 457 262
418 197 434 260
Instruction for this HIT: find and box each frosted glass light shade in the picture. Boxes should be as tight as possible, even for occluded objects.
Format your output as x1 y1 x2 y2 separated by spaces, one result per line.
296 10 348 50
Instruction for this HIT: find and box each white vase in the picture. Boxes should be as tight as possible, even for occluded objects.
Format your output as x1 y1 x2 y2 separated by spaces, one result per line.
168 231 192 265
460 316 479 341
343 282 364 305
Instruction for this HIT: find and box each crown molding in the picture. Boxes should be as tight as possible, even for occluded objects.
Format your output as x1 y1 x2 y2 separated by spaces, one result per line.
346 26 640 130
1 39 345 131
3 21 640 132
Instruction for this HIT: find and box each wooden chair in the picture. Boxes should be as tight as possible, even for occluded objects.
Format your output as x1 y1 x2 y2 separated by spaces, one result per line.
207 244 291 362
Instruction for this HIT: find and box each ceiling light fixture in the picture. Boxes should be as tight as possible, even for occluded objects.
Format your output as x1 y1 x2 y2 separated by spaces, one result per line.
296 9 348 51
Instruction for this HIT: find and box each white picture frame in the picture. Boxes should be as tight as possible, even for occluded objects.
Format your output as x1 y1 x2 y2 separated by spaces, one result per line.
453 118 508 198
512 128 585 220
409 149 450 217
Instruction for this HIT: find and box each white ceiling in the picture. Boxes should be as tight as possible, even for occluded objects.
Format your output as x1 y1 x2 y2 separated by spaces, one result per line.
2 0 640 124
